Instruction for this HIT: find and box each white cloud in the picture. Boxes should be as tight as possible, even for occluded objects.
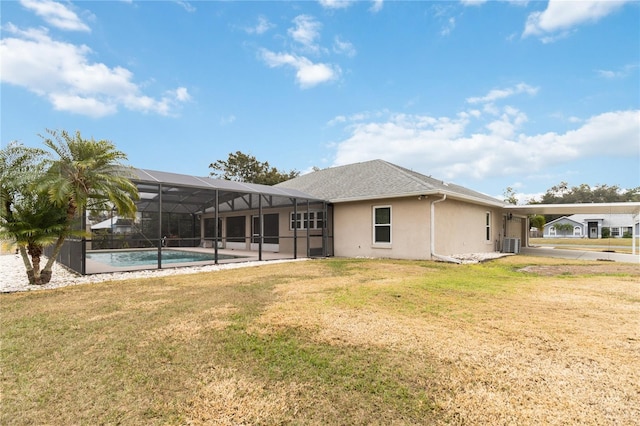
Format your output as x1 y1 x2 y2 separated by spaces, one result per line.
20 0 90 32
327 110 388 126
260 49 340 88
49 93 117 117
220 115 236 126
523 0 631 40
466 83 538 105
174 1 196 13
596 63 638 79
460 0 487 6
331 108 639 182
171 87 191 102
369 0 384 13
245 16 275 35
318 0 353 10
257 14 346 88
333 36 356 57
288 15 322 52
0 24 189 117
441 17 456 36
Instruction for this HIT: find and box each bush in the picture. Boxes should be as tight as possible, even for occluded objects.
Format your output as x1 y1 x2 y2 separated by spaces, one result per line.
601 227 610 238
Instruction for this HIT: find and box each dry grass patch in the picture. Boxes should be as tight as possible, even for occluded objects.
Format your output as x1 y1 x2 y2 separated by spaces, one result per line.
184 366 309 425
254 258 640 425
1 257 638 425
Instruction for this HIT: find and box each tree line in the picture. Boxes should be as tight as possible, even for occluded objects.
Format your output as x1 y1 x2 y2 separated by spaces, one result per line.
504 182 639 206
505 182 639 232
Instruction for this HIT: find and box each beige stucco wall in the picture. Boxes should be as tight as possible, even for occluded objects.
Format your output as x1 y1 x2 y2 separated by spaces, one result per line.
333 197 509 259
199 196 521 260
333 198 431 260
432 199 502 254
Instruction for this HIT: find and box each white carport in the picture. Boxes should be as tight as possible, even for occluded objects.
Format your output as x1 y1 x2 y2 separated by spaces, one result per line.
504 202 640 255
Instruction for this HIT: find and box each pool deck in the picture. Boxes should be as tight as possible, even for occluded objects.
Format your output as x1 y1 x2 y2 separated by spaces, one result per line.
85 248 303 274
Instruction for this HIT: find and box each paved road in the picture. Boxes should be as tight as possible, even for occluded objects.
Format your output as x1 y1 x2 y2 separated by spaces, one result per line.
521 247 640 264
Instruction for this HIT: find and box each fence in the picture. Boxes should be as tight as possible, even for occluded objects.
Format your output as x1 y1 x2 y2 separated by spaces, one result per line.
44 239 84 275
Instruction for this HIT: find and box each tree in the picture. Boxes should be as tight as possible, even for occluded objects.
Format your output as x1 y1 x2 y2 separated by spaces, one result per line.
552 222 574 237
2 132 140 285
1 143 60 284
503 187 518 205
34 130 140 284
530 214 545 231
209 151 299 185
534 182 639 204
3 193 69 284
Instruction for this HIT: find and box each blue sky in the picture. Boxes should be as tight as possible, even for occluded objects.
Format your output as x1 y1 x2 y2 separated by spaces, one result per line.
1 0 638 202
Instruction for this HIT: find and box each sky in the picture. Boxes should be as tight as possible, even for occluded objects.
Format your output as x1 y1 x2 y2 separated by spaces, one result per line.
1 0 639 203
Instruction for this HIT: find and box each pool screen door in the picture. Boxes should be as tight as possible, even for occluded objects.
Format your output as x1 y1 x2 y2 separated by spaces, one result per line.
251 214 279 252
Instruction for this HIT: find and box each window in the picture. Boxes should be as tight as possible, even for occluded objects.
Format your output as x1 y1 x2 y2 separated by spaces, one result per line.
290 211 324 230
485 212 491 241
226 216 245 243
549 226 556 236
573 226 581 236
611 227 620 237
204 218 222 239
373 206 391 244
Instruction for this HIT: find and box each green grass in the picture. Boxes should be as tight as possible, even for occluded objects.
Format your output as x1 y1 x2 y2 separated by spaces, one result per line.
1 257 638 425
530 237 637 246
530 237 639 254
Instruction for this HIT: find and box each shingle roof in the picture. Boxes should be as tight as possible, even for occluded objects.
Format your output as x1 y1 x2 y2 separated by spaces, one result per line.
567 213 635 227
276 159 505 206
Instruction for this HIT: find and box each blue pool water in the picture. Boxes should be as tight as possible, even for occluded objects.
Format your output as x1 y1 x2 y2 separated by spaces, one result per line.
87 249 243 267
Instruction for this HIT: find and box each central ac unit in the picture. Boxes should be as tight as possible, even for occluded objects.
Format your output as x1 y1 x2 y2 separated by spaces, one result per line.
502 238 521 254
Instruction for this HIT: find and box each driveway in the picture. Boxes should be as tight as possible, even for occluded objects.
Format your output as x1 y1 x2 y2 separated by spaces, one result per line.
521 247 640 264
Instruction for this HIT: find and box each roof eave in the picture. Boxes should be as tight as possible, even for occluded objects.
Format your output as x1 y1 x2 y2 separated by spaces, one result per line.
504 202 640 215
328 190 506 207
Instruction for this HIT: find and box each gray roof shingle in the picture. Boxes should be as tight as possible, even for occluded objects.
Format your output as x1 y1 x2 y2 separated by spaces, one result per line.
276 159 505 206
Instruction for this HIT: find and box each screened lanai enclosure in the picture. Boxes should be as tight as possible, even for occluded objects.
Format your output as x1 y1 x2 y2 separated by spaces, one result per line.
49 169 333 275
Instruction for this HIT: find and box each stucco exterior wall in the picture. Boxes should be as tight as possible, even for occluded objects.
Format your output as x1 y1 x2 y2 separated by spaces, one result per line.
199 197 512 260
333 198 431 260
332 197 507 259
432 199 502 254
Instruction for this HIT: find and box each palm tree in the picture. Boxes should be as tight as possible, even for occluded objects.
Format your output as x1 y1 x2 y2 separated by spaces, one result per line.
0 143 66 284
37 130 139 284
2 194 68 284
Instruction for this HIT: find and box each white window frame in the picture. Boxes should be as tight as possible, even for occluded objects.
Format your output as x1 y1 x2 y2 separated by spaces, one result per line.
290 210 324 231
485 212 492 241
549 226 556 236
573 226 581 236
373 205 392 245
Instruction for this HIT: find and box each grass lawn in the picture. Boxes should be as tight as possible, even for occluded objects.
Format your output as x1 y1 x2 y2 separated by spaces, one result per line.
530 237 638 254
2 257 639 425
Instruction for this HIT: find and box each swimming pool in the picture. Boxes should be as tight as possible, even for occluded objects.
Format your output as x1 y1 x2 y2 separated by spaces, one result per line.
86 249 244 268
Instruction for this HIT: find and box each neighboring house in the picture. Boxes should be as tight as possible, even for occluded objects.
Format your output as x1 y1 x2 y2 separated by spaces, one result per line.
543 214 637 238
276 160 523 260
91 216 134 234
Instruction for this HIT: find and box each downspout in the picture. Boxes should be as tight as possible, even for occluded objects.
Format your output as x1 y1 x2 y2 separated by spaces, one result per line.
430 194 462 264
633 209 639 257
